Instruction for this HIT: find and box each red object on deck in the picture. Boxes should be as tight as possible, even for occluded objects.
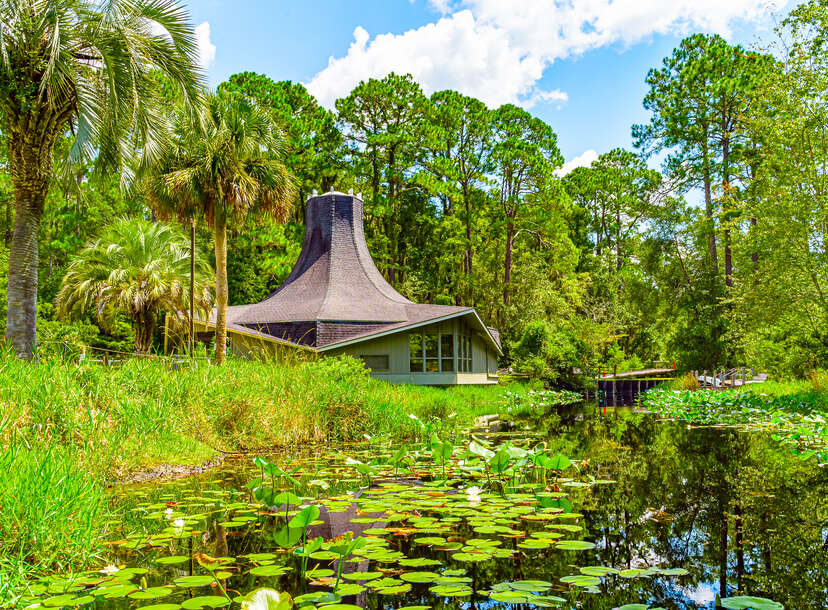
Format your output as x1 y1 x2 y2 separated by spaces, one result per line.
673 362 676 369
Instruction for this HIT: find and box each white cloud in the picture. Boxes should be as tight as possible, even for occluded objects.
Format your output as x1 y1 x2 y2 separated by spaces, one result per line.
555 149 598 176
195 21 216 69
305 0 781 110
307 12 545 109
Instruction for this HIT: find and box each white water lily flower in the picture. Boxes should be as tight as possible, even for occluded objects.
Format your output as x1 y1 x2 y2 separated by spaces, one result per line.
100 565 120 575
466 486 482 505
240 587 291 610
173 518 186 529
164 507 174 519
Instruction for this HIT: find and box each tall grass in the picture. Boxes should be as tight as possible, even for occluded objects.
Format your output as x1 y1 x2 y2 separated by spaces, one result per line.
0 351 520 596
0 351 516 479
0 440 108 599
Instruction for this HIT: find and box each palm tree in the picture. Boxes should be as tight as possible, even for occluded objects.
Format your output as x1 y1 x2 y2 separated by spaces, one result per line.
56 218 214 354
143 91 295 364
0 0 202 359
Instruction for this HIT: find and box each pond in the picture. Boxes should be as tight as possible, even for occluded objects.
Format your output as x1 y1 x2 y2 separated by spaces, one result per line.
20 404 828 610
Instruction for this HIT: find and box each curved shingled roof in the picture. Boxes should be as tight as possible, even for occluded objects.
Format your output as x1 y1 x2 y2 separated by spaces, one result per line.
216 191 501 353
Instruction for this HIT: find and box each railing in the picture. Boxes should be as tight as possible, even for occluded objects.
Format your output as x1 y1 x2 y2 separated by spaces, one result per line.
693 368 768 388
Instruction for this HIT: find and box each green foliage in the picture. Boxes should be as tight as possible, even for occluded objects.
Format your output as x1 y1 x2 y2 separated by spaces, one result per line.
0 439 108 577
56 218 214 354
511 319 587 385
0 352 516 478
641 385 828 461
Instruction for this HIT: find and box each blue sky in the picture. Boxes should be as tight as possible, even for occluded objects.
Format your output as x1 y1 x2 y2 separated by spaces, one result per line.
186 0 787 171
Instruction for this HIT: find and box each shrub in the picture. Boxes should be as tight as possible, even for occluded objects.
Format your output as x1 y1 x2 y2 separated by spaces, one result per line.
671 372 700 391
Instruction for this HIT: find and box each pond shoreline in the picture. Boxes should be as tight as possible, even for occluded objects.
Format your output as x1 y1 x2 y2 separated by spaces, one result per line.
109 454 228 486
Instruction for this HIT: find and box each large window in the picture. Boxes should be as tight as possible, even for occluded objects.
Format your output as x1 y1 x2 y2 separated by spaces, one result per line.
458 335 472 372
410 330 454 373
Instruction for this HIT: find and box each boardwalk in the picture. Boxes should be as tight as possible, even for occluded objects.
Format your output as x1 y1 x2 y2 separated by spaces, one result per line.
597 368 675 379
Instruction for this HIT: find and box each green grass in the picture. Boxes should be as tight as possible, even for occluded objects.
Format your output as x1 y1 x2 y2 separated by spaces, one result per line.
1 352 519 479
0 350 523 593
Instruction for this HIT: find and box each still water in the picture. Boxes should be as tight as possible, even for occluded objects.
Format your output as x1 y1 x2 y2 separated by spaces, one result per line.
53 405 828 610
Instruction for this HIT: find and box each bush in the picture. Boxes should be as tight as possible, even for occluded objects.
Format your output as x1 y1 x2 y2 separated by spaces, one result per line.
670 372 700 391
511 319 586 385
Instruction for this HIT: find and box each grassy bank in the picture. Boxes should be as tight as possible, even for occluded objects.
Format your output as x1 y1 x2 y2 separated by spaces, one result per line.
642 373 828 462
0 351 520 591
1 353 517 478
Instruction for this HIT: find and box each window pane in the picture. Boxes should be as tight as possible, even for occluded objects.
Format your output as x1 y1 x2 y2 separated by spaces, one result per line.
409 334 423 372
360 355 389 371
425 334 439 358
426 358 439 372
441 334 454 357
409 334 422 357
441 358 454 372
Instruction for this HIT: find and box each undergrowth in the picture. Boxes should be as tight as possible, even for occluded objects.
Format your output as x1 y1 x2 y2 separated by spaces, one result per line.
0 350 524 595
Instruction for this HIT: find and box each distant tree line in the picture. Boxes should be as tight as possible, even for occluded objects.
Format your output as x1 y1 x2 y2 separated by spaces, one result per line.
0 0 826 381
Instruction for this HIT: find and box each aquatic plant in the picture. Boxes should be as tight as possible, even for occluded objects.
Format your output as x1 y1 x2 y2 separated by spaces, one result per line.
642 387 827 462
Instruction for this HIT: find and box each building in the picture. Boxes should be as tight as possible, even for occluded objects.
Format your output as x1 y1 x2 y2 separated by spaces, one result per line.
200 191 501 385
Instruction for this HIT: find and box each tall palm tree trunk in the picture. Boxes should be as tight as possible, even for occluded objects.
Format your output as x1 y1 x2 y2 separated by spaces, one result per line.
134 311 156 354
6 136 53 359
214 210 228 364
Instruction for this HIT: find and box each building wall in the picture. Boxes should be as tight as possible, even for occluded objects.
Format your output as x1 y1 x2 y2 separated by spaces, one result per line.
328 318 499 386
217 316 500 386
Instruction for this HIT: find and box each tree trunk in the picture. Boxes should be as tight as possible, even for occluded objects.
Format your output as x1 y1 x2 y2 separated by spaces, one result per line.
702 139 718 276
189 219 195 357
503 220 514 306
750 217 758 272
722 127 732 288
464 189 473 278
6 187 45 359
4 194 10 248
214 210 229 364
134 311 156 354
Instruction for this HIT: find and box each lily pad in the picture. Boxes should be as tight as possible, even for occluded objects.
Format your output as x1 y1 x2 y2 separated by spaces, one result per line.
720 597 784 610
173 576 215 588
180 596 230 609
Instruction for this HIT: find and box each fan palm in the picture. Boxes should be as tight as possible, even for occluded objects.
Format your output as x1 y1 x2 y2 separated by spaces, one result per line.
0 0 202 358
57 218 214 354
143 90 295 364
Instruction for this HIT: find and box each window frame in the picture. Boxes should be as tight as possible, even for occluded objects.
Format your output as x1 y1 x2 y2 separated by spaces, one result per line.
409 329 456 373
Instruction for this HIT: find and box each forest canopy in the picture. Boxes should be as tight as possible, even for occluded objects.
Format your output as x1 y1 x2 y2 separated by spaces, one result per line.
1 0 827 381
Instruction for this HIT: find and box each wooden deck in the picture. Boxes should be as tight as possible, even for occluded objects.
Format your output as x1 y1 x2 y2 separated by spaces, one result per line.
597 368 675 379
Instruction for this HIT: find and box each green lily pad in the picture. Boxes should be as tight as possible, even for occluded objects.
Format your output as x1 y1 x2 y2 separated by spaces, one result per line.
129 588 173 600
451 552 491 562
511 580 553 592
400 572 439 583
249 565 290 577
375 584 411 595
180 596 230 609
720 597 784 610
155 556 190 566
413 536 446 545
560 575 600 587
580 566 620 576
490 591 533 603
342 571 382 581
429 585 472 597
173 576 215 588
399 558 442 567
556 540 596 550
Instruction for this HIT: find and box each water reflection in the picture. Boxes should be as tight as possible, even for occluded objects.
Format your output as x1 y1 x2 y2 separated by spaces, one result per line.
522 404 828 608
105 405 827 610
